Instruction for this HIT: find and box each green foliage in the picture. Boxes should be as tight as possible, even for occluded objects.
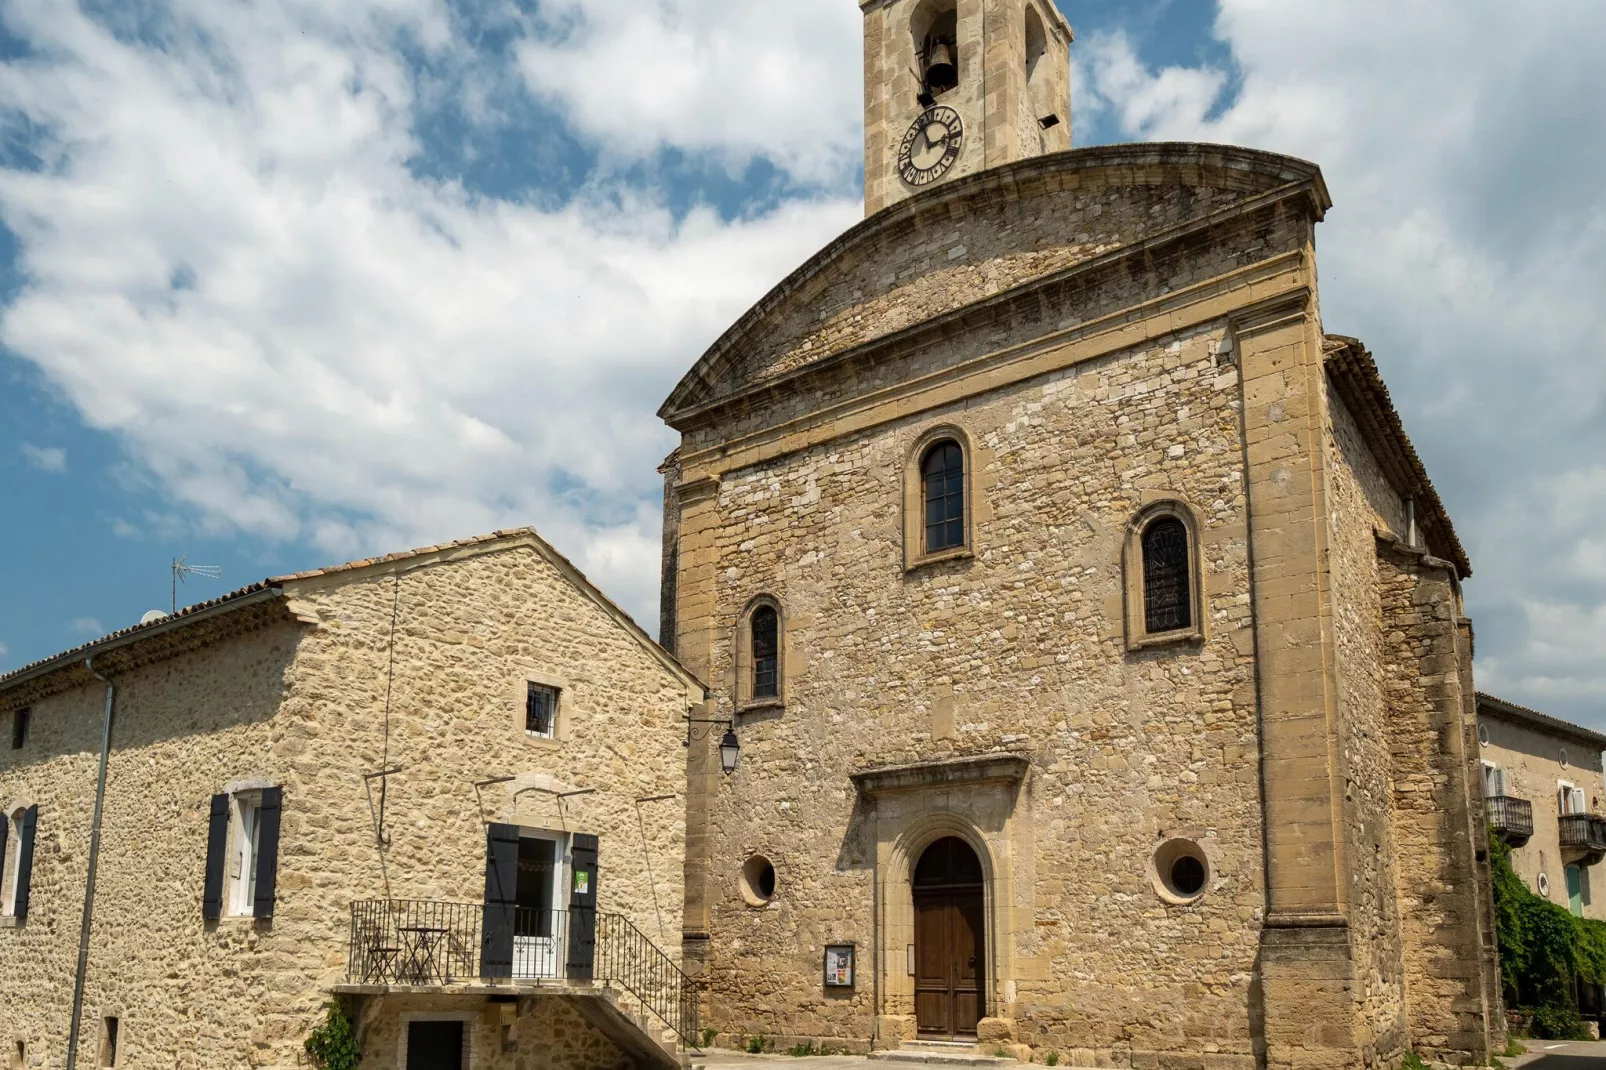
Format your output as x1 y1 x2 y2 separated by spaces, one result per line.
1489 836 1606 1036
747 1035 771 1054
702 1027 719 1049
1499 1037 1526 1059
1400 1052 1428 1070
994 1048 1013 1059
1044 1052 1061 1066
304 1002 361 1070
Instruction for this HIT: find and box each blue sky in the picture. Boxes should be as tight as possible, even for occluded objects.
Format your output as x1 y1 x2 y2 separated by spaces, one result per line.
2 0 1604 730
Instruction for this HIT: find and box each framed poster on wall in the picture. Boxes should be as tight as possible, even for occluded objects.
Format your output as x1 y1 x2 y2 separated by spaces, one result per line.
823 944 855 988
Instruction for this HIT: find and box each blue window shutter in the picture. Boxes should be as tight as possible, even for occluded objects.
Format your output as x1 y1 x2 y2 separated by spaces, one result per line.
202 793 229 922
252 787 283 919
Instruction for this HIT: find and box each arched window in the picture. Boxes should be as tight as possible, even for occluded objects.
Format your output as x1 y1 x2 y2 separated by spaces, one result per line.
1024 5 1048 85
922 441 966 553
1123 502 1204 649
1142 517 1192 633
737 597 785 708
751 605 779 700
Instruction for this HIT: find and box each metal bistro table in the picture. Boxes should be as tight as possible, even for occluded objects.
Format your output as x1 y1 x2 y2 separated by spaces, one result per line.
396 924 453 984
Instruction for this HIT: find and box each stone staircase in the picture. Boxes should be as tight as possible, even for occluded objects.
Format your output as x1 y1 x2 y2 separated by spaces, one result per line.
569 983 695 1070
869 1039 1019 1066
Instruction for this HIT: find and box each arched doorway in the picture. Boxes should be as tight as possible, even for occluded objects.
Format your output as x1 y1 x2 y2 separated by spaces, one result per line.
912 836 985 1038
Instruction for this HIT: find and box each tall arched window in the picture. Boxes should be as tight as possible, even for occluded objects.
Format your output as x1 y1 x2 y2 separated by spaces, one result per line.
751 605 779 700
1123 502 1204 649
922 441 966 553
1142 517 1192 633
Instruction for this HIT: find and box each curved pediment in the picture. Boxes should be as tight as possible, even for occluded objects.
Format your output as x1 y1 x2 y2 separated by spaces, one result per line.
659 143 1327 427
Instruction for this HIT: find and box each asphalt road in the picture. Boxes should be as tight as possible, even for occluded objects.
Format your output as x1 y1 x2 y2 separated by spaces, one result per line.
1512 1041 1606 1070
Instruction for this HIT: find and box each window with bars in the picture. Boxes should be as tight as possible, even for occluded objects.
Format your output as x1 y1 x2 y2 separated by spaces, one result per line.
1142 517 1192 633
751 605 780 700
525 683 559 739
922 440 966 553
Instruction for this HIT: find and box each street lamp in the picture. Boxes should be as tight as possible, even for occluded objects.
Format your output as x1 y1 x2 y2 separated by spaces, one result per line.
719 727 741 775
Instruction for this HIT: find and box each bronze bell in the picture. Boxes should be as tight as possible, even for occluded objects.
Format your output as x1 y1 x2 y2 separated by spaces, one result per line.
924 39 958 94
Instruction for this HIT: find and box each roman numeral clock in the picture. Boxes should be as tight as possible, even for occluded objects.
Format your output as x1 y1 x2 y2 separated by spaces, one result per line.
897 105 963 188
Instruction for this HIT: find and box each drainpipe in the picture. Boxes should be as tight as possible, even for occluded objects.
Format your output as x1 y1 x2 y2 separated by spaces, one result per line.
65 656 116 1070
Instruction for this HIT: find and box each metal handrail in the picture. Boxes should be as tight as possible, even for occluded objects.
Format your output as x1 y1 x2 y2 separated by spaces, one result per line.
1559 814 1606 851
347 900 699 1049
1486 795 1534 840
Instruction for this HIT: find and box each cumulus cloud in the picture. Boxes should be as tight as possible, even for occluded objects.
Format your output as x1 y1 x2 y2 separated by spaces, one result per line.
1077 1 1606 723
0 0 858 626
70 618 104 637
515 0 863 185
19 443 66 472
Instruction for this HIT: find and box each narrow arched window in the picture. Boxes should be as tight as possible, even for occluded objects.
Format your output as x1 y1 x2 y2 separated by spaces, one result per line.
751 605 779 700
922 441 966 553
1142 517 1192 633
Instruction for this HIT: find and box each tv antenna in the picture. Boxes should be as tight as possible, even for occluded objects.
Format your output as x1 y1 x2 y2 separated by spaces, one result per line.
171 555 222 614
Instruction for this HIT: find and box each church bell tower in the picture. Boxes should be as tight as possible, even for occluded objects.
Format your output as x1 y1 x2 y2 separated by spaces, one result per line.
861 0 1073 215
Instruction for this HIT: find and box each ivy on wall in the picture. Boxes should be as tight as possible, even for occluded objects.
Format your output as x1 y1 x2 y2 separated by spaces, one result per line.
1490 837 1606 1039
304 1001 361 1070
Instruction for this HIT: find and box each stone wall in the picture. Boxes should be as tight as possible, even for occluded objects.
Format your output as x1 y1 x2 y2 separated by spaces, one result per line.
354 993 634 1070
1325 387 1410 1063
0 538 695 1069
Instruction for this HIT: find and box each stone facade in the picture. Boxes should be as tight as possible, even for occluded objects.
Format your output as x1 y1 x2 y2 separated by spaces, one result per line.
1476 694 1606 920
657 12 1503 1062
0 531 700 1069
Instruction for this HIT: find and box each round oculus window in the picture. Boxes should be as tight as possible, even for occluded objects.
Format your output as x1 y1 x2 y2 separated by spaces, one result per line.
1538 872 1551 896
740 855 777 907
1478 724 1490 746
1152 837 1211 904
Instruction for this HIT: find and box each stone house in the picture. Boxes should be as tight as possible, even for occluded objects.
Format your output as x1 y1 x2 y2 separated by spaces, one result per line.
656 2 1502 1068
1478 693 1606 921
0 530 703 1070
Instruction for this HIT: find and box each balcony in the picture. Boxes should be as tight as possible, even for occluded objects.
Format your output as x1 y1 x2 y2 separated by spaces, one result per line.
1559 815 1606 863
344 900 699 1051
1487 796 1534 846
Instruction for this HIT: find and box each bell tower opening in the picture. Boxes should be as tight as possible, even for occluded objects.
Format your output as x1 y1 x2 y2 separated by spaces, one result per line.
912 2 960 103
862 0 1074 216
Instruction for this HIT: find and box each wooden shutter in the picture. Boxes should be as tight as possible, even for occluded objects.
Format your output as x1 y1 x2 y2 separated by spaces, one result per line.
0 810 8 902
202 794 229 921
14 805 37 919
481 823 519 980
252 787 283 919
1575 788 1589 816
566 833 598 981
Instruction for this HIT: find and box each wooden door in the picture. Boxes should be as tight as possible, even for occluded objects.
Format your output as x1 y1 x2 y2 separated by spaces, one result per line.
912 837 986 1038
406 1020 463 1069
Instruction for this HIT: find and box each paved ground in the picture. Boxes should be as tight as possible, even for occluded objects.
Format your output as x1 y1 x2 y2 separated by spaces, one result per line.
699 1041 1606 1070
1509 1040 1606 1070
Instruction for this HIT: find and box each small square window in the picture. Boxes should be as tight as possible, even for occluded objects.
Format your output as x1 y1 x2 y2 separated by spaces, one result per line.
525 684 559 739
10 709 27 750
99 1018 119 1067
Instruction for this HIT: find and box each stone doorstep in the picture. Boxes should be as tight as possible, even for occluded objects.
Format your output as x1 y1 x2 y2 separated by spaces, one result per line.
869 1049 1017 1067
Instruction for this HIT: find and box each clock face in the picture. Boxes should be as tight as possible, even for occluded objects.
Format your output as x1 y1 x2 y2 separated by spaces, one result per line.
897 106 963 188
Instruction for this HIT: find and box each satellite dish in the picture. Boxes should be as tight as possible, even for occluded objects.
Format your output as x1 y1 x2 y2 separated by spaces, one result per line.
140 609 169 625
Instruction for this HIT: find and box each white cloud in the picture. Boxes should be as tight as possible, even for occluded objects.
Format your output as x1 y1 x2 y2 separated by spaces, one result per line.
70 618 104 637
19 443 66 472
515 0 863 184
1077 1 1606 724
0 640 8 657
0 0 858 627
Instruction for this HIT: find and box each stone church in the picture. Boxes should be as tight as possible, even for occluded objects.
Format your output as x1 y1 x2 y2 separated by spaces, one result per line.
658 2 1501 1068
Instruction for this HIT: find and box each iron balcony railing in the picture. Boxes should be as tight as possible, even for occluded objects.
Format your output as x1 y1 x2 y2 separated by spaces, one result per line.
347 900 699 1048
1486 795 1534 844
1559 814 1606 854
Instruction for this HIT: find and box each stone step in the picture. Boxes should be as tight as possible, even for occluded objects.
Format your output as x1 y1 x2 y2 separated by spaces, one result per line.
869 1048 1016 1067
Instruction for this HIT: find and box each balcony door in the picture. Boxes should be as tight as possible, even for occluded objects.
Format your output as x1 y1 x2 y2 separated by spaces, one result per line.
513 832 566 980
913 837 986 1039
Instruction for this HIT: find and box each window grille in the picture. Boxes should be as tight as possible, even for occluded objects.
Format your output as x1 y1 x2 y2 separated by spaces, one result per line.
526 683 559 738
1142 517 1192 633
922 441 966 553
751 606 779 699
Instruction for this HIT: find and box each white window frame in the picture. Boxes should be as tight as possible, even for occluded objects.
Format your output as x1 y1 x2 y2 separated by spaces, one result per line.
227 791 264 918
1559 781 1588 816
512 828 569 981
1482 761 1504 799
1 808 23 917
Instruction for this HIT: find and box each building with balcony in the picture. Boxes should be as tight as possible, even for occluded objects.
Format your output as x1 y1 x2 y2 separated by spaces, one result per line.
1478 693 1606 918
0 529 703 1070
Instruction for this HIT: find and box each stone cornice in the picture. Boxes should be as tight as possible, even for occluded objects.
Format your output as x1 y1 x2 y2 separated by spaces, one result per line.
851 752 1031 796
660 143 1329 424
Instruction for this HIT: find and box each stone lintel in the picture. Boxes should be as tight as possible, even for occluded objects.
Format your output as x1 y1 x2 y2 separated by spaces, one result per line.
851 753 1031 797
